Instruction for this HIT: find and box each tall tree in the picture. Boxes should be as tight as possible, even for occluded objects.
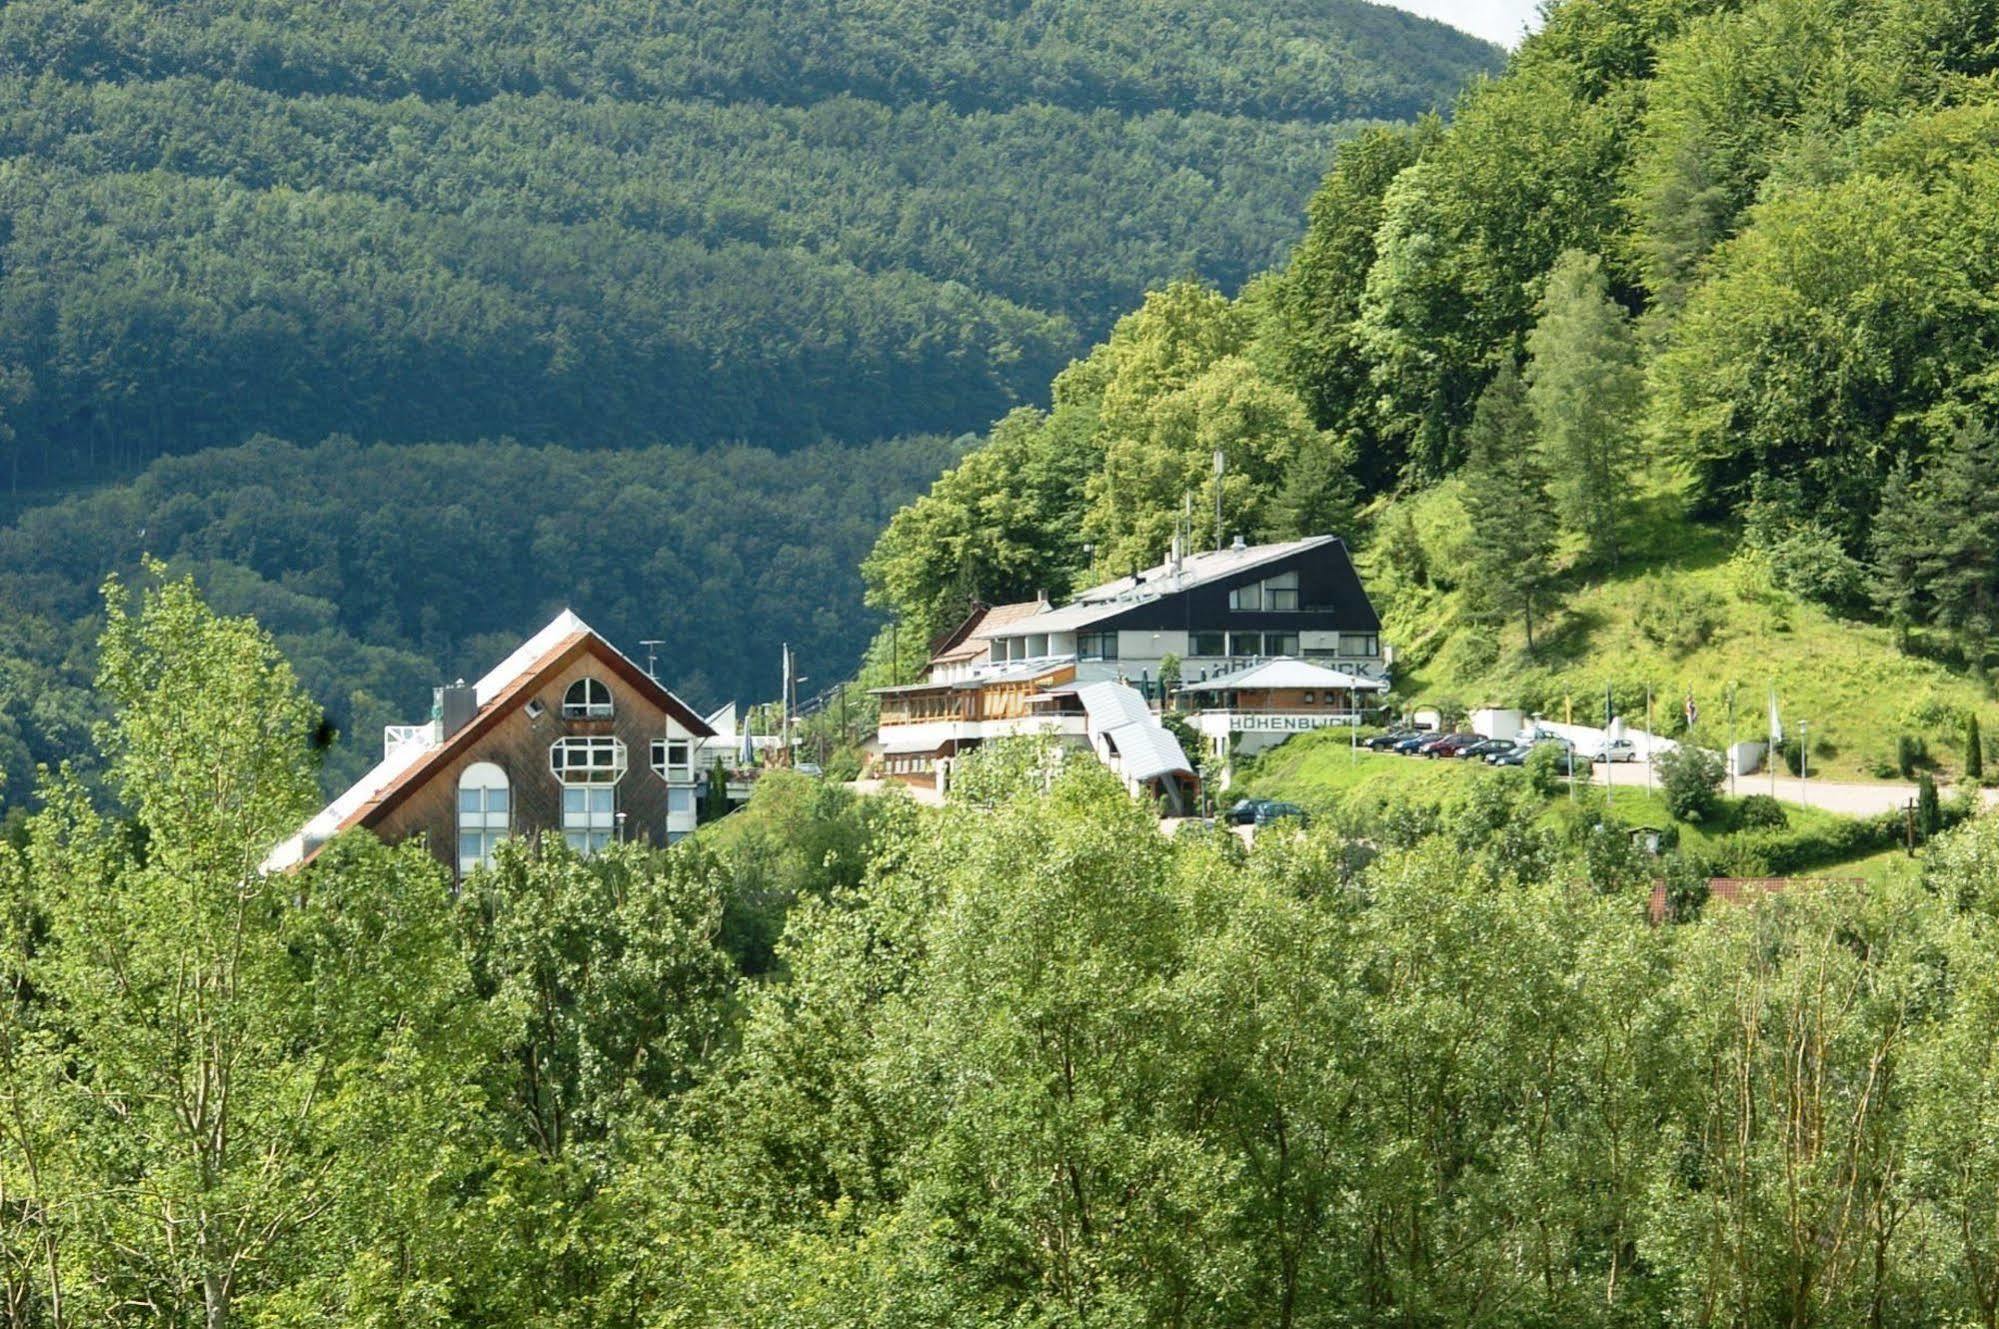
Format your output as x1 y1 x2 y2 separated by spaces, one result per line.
13 571 484 1326
1526 250 1643 569
1458 360 1559 651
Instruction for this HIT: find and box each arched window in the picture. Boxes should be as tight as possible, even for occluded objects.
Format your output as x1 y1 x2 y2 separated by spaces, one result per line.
457 761 510 874
563 677 613 719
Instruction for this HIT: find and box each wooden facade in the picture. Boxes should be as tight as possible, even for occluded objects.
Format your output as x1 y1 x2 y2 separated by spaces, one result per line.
332 633 712 874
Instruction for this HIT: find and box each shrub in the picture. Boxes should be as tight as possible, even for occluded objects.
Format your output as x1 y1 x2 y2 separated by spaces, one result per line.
1779 736 1805 776
1733 794 1789 831
1655 744 1725 823
1918 773 1941 838
1525 742 1572 798
1633 577 1725 653
1897 733 1928 779
1764 523 1867 612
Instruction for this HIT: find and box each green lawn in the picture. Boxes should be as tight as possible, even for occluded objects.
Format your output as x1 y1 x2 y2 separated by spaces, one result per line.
1234 730 1900 875
1366 472 1994 783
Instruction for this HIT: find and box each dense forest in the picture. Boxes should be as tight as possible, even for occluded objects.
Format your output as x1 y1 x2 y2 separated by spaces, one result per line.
0 0 1497 485
864 0 1999 685
0 434 958 812
11 578 1999 1326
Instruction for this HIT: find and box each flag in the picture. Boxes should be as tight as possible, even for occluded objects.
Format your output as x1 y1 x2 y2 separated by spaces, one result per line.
1767 689 1783 746
740 713 755 767
1565 694 1573 725
1604 683 1614 728
1684 692 1699 730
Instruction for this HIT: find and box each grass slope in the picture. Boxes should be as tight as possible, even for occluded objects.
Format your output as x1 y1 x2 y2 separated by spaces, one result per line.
1233 736 1916 877
1367 473 1993 784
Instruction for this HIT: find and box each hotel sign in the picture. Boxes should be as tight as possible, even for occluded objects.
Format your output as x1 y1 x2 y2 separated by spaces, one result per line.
1231 713 1357 733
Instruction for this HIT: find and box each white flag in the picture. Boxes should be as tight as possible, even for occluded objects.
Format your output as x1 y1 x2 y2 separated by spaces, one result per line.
1767 689 1783 746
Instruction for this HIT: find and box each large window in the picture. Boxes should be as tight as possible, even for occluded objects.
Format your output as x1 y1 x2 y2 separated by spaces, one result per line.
456 762 510 875
1263 632 1299 657
1077 631 1119 662
563 677 614 719
562 786 616 855
1228 571 1301 613
1191 632 1226 657
650 738 693 780
1339 634 1380 658
550 735 627 783
1229 631 1264 657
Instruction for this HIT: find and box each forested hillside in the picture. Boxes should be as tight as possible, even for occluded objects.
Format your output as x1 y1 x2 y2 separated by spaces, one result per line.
865 0 1999 746
13 590 1999 1325
0 434 957 809
0 0 1498 486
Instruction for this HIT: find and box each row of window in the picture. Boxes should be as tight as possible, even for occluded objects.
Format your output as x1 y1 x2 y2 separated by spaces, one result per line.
1186 632 1379 659
1191 631 1300 658
457 736 697 873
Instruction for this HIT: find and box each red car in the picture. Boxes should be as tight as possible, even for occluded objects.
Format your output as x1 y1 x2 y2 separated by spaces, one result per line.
1417 733 1481 758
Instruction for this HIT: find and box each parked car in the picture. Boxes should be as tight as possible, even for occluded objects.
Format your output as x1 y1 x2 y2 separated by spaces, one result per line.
1225 798 1272 826
1458 737 1518 759
1364 728 1419 750
1390 732 1435 754
1592 737 1641 764
1487 744 1533 767
1422 733 1483 758
1253 801 1311 828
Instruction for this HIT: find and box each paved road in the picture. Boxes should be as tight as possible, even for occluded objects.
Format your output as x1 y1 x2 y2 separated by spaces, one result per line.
1590 761 1995 817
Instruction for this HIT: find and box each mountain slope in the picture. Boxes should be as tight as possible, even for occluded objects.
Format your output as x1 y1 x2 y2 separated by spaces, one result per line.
0 0 1501 487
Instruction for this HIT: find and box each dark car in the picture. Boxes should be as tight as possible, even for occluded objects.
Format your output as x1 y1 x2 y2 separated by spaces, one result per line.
1487 743 1533 766
1390 732 1435 754
1224 798 1272 826
1364 728 1418 751
1421 733 1482 758
1252 801 1311 828
1458 737 1518 759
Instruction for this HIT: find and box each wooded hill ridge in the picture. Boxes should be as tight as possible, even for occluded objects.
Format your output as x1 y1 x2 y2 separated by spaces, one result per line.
0 0 1498 486
863 0 1999 724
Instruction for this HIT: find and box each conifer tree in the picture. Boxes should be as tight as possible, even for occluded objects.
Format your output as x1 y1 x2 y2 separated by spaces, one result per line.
1459 360 1558 653
1968 713 1984 782
1525 250 1642 569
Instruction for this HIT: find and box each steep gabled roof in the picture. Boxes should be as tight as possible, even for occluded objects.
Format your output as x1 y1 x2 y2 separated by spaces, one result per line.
264 610 711 870
980 536 1354 639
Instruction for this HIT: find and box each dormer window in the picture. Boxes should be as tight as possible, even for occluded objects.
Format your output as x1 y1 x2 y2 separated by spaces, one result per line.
563 677 613 719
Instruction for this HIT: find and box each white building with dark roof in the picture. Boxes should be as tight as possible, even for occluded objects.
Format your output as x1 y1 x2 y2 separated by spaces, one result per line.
870 533 1387 806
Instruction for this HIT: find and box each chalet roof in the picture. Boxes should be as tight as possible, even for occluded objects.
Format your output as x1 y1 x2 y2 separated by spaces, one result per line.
980 536 1344 639
264 610 712 871
1179 658 1390 693
928 599 1048 667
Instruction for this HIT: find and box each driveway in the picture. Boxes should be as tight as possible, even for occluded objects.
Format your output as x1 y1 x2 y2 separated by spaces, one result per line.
1590 761 1995 817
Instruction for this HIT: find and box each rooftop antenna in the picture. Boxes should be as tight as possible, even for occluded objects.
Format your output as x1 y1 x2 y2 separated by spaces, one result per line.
640 639 664 679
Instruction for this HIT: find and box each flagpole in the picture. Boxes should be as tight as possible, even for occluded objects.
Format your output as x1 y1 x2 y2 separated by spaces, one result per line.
1727 685 1736 797
1645 686 1653 797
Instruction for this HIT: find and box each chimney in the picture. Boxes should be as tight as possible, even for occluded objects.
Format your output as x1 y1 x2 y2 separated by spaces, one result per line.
1231 533 1247 551
435 679 478 739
